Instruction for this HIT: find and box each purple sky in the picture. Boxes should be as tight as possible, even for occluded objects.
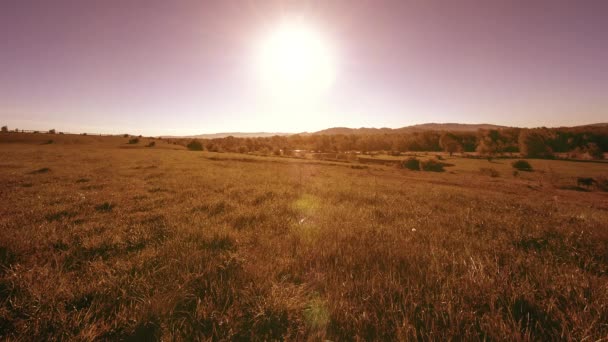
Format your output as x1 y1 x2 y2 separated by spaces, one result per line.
1 0 607 135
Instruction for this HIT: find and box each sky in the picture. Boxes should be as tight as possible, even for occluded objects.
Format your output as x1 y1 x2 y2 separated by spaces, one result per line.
1 0 607 136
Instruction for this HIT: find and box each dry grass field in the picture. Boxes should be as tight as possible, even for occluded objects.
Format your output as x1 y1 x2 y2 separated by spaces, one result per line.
1 133 607 340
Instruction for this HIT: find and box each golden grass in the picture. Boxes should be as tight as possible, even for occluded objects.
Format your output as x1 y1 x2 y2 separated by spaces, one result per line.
0 135 607 340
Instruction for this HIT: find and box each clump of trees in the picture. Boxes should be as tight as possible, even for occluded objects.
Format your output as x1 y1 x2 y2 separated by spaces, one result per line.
518 129 553 158
128 138 139 144
439 133 463 155
1 125 8 133
163 126 607 160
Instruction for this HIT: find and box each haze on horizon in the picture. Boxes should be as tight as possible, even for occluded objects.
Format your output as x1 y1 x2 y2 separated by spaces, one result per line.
1 0 607 136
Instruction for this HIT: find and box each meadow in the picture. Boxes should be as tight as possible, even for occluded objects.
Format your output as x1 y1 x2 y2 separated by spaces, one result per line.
1 133 607 340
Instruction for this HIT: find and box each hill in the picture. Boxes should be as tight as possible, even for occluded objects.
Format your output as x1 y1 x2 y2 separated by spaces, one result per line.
167 132 294 139
574 122 608 128
161 122 606 138
314 123 509 135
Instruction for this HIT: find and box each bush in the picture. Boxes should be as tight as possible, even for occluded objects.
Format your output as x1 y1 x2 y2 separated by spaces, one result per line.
512 160 533 171
480 167 500 177
187 140 203 151
49 129 56 134
596 176 608 192
400 157 420 171
421 159 445 172
146 141 156 147
128 138 140 144
1 125 7 133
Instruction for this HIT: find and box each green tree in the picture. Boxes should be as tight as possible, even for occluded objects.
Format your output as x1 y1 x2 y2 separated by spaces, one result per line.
585 143 603 159
518 129 553 158
439 133 463 156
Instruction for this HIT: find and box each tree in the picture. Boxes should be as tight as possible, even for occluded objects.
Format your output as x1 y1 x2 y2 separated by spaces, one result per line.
49 128 56 134
1 125 7 133
476 130 502 156
518 129 553 158
439 133 463 156
585 143 604 159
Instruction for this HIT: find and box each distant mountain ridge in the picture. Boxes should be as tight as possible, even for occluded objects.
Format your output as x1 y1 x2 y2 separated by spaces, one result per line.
174 122 607 138
173 132 293 139
313 123 510 135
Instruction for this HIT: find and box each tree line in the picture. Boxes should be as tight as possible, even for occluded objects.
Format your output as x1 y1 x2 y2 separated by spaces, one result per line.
168 126 607 159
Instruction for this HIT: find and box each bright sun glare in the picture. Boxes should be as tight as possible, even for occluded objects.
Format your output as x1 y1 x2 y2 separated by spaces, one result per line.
256 19 335 98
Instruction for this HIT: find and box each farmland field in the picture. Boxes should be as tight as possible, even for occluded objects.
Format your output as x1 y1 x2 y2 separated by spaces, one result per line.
1 134 607 340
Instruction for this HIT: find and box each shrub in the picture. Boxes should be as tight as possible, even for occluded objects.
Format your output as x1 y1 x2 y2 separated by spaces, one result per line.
128 138 140 144
512 160 533 171
1 125 7 133
421 159 445 172
596 176 608 192
480 167 500 177
400 157 420 171
187 140 203 151
49 129 56 134
146 141 156 147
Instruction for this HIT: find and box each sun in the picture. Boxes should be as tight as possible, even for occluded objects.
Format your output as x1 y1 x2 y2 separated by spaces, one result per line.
256 19 335 98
